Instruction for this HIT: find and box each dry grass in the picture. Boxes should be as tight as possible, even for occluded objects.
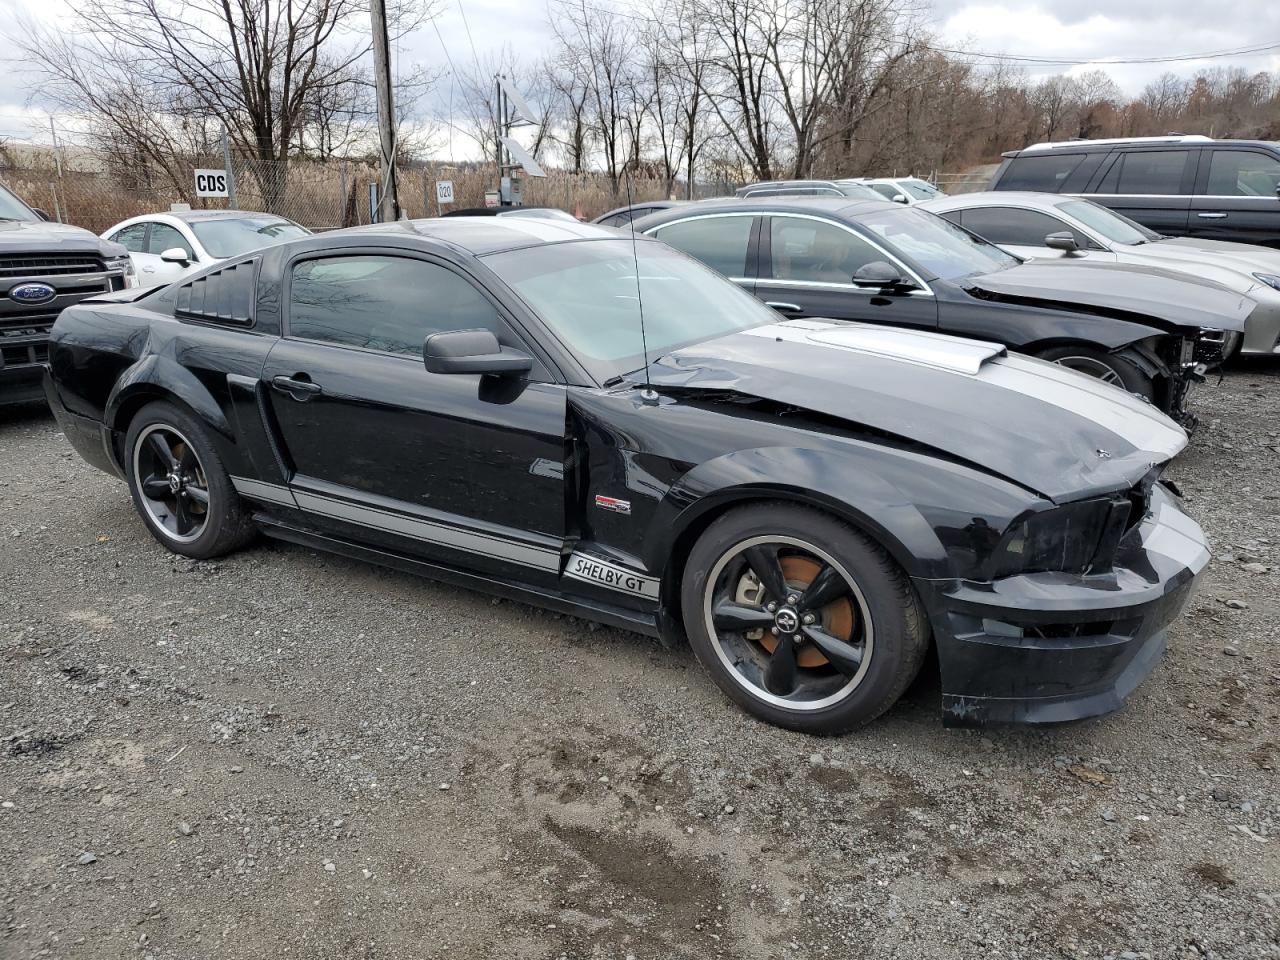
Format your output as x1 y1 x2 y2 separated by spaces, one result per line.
1 148 687 234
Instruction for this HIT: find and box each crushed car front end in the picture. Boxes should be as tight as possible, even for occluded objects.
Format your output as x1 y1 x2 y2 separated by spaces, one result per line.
916 479 1209 726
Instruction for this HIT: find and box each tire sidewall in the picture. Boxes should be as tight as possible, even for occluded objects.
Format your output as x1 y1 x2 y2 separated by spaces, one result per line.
680 504 921 734
1038 345 1151 396
123 400 243 559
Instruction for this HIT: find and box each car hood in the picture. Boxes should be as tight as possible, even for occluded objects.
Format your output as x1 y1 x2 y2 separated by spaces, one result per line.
1145 236 1280 275
963 260 1253 332
646 319 1186 502
0 219 124 258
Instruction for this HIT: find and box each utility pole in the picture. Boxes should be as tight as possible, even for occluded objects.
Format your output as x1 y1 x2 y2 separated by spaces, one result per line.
48 117 64 222
220 127 238 209
369 0 400 221
494 76 506 206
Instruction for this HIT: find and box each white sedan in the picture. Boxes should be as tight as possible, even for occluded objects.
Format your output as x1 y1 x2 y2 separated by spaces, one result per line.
100 211 310 285
922 190 1280 356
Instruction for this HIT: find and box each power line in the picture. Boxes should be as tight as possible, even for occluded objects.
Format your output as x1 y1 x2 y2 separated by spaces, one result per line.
932 38 1280 66
590 0 1280 68
455 0 483 74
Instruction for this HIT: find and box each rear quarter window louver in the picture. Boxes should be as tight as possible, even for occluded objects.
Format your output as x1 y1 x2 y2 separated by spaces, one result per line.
175 259 258 327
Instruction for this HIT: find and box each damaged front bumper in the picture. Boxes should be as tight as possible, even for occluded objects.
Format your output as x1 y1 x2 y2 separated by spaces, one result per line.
916 485 1210 727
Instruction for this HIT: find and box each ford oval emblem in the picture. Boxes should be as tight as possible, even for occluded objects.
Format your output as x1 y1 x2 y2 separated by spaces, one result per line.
9 282 57 306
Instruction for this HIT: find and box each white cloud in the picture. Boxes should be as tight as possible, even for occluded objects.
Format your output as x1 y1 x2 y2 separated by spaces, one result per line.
933 0 1280 92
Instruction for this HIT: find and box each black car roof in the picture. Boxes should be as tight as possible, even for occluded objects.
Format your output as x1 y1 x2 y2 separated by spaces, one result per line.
320 217 632 256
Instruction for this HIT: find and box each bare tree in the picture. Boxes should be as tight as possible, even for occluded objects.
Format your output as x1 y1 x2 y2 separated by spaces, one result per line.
21 0 435 209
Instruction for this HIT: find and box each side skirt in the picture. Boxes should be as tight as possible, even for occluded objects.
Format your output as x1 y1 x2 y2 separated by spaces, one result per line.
253 514 662 638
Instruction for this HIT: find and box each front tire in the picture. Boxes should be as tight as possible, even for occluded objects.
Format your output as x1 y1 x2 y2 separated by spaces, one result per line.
680 503 929 734
124 400 255 559
1036 345 1154 401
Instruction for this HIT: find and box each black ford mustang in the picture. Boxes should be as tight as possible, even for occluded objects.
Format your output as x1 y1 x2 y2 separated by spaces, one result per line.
44 218 1210 732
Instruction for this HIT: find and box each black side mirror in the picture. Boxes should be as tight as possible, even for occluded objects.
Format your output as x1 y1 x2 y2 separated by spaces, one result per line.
1044 231 1082 254
424 329 533 376
31 207 51 221
852 260 911 289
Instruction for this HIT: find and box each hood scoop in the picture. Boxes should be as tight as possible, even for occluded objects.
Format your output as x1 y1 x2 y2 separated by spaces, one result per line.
778 323 1007 375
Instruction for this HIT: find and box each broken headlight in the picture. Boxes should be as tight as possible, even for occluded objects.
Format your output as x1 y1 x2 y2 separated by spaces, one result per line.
986 497 1132 579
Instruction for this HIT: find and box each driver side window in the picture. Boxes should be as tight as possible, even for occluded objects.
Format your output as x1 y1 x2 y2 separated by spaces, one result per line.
769 217 882 284
955 207 1088 248
288 255 507 358
148 223 195 260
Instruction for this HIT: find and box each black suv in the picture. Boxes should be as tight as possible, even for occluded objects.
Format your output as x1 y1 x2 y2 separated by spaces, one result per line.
0 181 136 405
989 136 1280 247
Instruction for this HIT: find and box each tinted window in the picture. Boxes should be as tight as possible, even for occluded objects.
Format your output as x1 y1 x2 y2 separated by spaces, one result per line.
867 183 899 200
769 217 882 283
191 217 309 258
1097 150 1190 195
1206 149 1280 196
653 216 753 276
483 239 778 383
997 153 1087 192
599 211 634 227
289 256 502 356
148 223 194 259
110 223 148 253
957 207 1078 247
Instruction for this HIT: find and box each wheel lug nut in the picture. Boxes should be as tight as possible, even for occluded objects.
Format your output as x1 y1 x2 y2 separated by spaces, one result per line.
786 594 798 604
803 613 815 624
766 602 776 612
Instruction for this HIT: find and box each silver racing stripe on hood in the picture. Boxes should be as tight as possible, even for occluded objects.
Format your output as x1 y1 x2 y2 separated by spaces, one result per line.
983 353 1185 459
743 321 1186 460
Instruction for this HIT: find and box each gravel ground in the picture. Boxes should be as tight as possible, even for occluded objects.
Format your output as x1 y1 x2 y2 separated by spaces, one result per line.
1 365 1278 960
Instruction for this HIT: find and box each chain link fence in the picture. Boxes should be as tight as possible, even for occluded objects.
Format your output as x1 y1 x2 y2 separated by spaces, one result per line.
0 143 691 234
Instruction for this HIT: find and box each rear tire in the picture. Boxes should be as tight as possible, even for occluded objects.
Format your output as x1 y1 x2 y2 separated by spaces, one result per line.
1036 345 1154 401
680 503 929 734
124 400 256 559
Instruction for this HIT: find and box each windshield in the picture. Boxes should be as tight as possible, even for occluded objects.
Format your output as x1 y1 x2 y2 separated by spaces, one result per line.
1058 199 1161 245
483 239 780 382
0 181 39 221
191 217 309 258
855 205 1018 280
901 179 942 200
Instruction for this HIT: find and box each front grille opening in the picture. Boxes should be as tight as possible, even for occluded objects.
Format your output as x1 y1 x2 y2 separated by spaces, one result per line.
981 618 1117 640
1 343 46 367
0 255 105 278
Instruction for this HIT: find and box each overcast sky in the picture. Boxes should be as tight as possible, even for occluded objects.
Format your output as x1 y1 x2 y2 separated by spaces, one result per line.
3 0 1280 154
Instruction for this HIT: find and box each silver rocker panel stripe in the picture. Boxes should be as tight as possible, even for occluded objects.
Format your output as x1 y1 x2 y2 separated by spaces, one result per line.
231 476 298 507
564 551 660 599
292 490 561 572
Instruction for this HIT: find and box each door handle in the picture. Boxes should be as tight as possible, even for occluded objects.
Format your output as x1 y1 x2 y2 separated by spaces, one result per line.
271 375 322 401
1197 212 1228 219
766 301 803 312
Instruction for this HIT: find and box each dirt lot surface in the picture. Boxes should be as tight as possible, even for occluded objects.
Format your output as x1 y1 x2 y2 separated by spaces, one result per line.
1 365 1278 960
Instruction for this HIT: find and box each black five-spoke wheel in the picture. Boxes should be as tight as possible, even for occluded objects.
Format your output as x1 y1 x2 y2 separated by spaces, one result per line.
133 423 211 543
124 400 256 559
705 536 873 709
681 504 929 734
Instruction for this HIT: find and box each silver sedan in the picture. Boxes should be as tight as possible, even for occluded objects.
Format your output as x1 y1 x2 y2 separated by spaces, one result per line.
922 191 1280 356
